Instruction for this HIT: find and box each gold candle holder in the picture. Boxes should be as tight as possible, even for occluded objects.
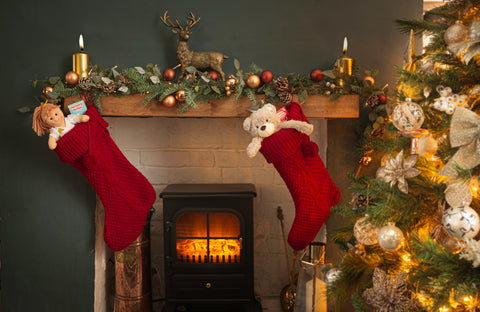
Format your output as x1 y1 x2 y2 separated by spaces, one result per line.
73 34 90 78
334 37 353 87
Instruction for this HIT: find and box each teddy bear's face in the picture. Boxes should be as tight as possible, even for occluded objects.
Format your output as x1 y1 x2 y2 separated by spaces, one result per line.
243 104 281 138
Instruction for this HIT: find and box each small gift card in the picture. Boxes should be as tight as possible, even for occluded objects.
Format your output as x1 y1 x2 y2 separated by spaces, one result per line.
68 100 87 115
276 107 289 122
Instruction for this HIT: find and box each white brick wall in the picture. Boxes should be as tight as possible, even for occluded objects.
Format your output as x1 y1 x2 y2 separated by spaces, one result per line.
104 116 327 312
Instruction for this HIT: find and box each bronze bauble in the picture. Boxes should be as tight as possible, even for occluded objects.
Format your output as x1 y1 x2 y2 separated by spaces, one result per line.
163 68 176 81
42 86 54 99
65 71 80 85
162 95 176 108
175 90 186 102
246 74 261 88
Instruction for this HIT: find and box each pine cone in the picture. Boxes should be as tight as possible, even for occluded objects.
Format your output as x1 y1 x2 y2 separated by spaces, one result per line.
101 81 116 94
351 193 370 210
371 127 385 138
184 73 197 83
78 77 94 90
275 77 290 92
366 94 380 110
279 92 293 104
119 73 131 85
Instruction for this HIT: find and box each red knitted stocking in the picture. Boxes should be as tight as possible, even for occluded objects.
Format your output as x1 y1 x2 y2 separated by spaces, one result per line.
260 102 340 250
54 105 156 251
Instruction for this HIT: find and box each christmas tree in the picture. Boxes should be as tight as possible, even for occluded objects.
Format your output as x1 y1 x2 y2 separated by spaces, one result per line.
329 1 480 311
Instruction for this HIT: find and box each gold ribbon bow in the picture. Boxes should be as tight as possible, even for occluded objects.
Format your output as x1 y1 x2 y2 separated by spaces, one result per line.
439 106 480 177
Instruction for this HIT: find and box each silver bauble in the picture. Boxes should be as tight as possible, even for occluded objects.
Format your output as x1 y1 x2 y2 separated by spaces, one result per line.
377 222 404 251
442 205 480 239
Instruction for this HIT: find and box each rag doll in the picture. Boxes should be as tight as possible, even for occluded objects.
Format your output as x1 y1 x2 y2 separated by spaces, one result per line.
32 99 156 251
32 101 90 150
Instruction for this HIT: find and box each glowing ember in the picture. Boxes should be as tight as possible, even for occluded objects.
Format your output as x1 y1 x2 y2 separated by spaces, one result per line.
177 238 241 263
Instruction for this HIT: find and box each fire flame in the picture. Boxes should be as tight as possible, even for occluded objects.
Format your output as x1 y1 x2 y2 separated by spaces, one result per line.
343 37 348 54
177 238 241 263
79 34 84 51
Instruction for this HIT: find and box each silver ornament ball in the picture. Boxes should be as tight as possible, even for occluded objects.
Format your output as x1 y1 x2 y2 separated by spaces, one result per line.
377 222 404 251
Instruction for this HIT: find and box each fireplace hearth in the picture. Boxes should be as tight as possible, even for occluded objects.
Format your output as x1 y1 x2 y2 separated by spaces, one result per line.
160 184 258 312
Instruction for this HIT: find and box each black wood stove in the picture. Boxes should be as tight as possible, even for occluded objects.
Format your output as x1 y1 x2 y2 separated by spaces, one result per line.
160 184 257 312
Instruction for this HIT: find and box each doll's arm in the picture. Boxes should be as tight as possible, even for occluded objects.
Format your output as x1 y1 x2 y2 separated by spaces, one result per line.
246 137 263 158
48 136 57 150
79 115 90 123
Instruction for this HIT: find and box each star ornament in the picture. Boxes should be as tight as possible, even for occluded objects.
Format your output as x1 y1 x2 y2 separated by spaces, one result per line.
376 150 421 194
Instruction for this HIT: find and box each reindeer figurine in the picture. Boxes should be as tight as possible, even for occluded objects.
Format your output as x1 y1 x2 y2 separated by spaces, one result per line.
161 11 229 80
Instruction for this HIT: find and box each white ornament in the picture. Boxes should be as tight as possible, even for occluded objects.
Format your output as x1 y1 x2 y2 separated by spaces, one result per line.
431 85 468 114
392 99 424 132
324 268 342 284
354 216 379 245
459 238 480 267
377 222 404 251
442 205 480 239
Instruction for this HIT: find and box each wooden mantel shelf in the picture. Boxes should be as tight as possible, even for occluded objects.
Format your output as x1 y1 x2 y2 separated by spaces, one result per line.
64 94 359 118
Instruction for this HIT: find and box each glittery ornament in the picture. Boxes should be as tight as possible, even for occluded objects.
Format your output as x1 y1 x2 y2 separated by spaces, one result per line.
442 205 480 239
324 268 341 284
377 222 404 251
376 150 420 194
362 268 413 312
459 238 480 267
354 216 379 245
392 99 424 132
445 181 473 207
444 21 468 45
448 21 480 64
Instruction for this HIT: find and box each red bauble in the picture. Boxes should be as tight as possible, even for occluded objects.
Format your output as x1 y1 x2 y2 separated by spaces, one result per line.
260 70 274 84
310 69 323 82
208 71 219 80
163 68 176 81
378 94 387 104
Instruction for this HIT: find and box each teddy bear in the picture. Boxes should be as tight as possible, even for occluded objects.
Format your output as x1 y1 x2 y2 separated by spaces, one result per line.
243 103 314 157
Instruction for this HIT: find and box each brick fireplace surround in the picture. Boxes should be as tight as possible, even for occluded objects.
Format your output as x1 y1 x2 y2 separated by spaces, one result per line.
94 115 328 312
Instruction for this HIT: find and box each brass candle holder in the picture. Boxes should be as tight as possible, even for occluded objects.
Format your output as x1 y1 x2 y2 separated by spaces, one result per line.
73 34 90 78
334 37 353 87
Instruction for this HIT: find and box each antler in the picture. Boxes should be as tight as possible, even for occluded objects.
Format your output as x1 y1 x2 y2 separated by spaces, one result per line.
185 12 200 30
160 11 183 30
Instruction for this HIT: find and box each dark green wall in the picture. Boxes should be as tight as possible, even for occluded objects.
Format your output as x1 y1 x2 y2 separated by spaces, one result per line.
1 0 421 311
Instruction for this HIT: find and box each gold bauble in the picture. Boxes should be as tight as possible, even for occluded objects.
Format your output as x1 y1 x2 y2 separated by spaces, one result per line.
42 86 54 99
226 90 232 96
175 90 186 103
65 71 80 85
226 77 237 87
362 75 375 86
162 95 176 108
444 21 468 45
246 74 261 88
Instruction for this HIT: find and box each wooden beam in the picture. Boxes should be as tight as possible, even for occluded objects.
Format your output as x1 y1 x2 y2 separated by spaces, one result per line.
64 94 359 118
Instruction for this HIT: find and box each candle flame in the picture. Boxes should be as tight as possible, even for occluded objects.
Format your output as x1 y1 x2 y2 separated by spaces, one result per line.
343 37 348 54
79 34 84 51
